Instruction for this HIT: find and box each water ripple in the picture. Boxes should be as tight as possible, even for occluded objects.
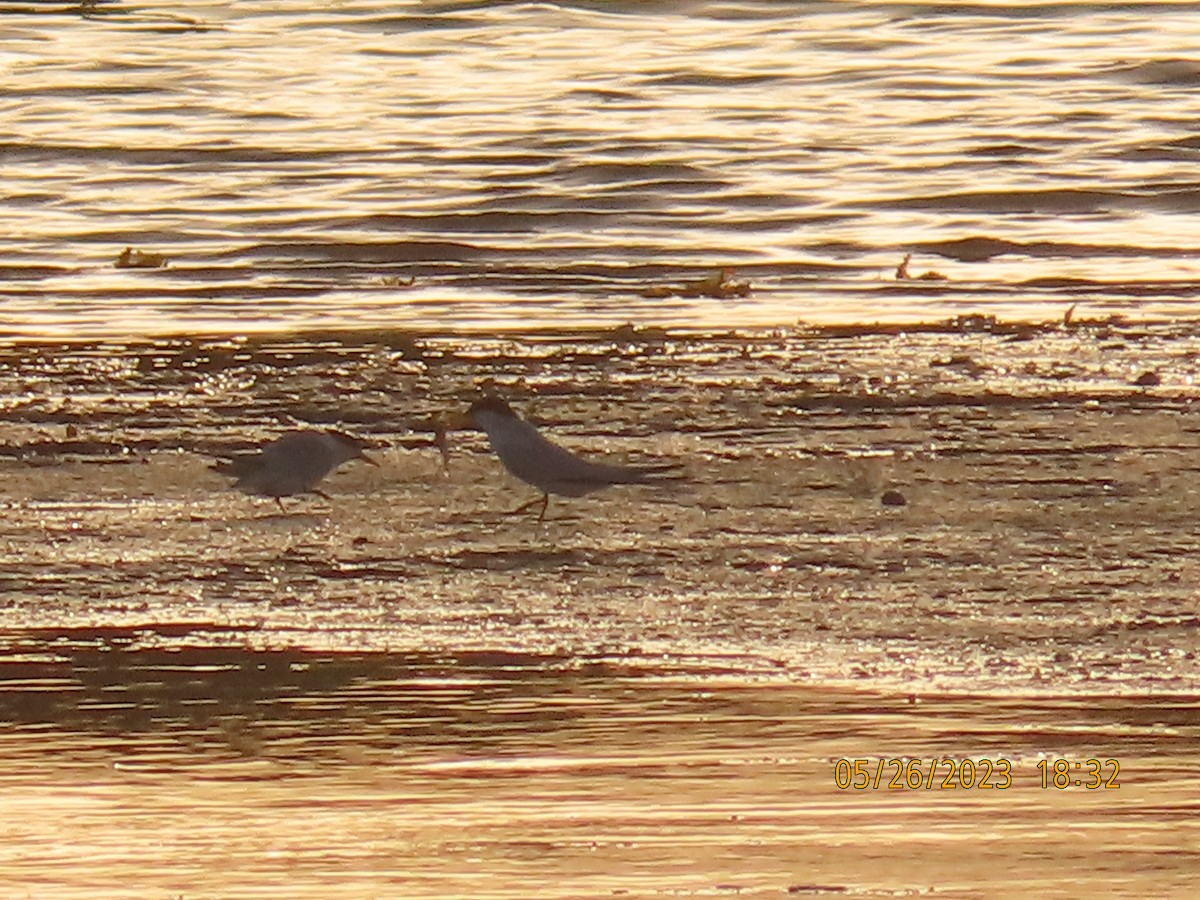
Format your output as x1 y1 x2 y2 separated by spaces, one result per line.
3 1 1200 337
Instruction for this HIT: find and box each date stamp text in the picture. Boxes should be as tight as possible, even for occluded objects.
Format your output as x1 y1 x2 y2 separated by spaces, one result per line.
833 757 1120 790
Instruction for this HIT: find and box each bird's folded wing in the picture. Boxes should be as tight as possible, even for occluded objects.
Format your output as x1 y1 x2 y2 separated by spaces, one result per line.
561 457 683 486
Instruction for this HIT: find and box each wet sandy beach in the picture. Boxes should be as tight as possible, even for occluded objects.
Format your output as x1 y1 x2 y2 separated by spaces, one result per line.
1 322 1198 896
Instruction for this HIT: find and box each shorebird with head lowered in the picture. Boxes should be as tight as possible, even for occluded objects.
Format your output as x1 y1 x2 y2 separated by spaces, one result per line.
457 395 681 522
210 429 378 511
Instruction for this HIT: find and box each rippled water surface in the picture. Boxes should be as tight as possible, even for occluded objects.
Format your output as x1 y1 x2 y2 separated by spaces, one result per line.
4 3 1200 896
5 1 1200 337
0 649 1197 899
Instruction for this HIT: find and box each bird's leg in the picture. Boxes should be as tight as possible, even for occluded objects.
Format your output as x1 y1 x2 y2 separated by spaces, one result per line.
276 497 287 513
314 489 334 502
537 493 549 523
508 494 548 518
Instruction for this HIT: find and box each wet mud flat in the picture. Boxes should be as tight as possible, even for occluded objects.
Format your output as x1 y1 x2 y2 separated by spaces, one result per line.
0 321 1198 896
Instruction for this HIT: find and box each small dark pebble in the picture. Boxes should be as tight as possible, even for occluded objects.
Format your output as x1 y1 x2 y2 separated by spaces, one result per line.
1133 371 1161 387
881 489 907 507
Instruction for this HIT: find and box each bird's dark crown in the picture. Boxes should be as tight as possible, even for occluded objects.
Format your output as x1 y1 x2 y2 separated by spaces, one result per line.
468 395 518 419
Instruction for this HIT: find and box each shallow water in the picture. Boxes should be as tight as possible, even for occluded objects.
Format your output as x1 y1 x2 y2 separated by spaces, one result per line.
5 1 1200 337
0 649 1197 899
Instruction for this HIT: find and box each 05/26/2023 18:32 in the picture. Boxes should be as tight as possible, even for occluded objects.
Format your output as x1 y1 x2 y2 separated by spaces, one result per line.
833 758 1121 791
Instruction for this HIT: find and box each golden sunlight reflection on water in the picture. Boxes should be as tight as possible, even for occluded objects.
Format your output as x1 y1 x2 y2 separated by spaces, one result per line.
5 5 1200 892
6 2 1200 337
0 651 1195 898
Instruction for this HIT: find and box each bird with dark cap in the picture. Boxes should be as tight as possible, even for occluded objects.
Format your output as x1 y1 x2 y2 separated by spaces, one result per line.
459 396 681 522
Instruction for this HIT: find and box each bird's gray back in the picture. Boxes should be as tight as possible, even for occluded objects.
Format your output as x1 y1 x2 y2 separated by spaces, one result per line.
232 433 342 496
488 419 671 497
